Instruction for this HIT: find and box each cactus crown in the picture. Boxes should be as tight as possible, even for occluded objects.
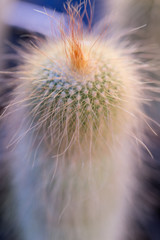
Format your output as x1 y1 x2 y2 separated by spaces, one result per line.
62 0 92 72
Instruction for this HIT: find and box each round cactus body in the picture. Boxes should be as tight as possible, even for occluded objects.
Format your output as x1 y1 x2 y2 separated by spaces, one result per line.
20 38 141 159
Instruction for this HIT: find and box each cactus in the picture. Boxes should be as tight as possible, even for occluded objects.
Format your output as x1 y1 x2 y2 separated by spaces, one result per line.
3 1 158 240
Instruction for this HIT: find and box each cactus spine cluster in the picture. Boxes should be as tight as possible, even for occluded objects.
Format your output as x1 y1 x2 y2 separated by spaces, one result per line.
22 39 140 158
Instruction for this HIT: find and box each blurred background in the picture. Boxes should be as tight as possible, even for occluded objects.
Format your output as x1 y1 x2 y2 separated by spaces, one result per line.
0 0 160 239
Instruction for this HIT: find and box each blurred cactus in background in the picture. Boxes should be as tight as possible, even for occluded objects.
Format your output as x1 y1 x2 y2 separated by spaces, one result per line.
109 0 160 45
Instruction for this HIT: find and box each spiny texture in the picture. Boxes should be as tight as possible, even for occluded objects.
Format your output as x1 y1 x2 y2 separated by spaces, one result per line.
18 39 141 158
